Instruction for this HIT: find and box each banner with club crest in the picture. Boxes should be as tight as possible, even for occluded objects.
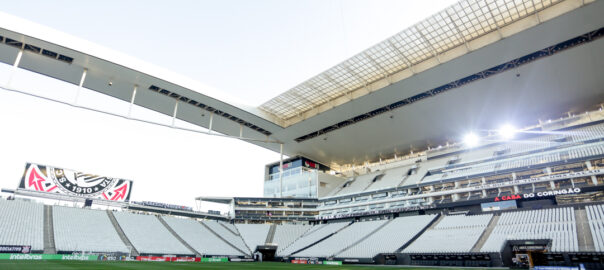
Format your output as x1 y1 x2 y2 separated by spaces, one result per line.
19 163 132 202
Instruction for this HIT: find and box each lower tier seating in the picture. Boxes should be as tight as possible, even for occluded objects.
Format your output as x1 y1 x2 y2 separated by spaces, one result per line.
337 214 437 258
163 216 245 256
296 219 387 257
113 211 192 255
481 207 578 252
403 214 493 253
53 206 128 253
0 199 44 251
586 204 604 252
235 224 270 251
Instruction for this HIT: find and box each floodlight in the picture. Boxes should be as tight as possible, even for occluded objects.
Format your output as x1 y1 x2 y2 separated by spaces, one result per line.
498 124 517 140
463 133 479 147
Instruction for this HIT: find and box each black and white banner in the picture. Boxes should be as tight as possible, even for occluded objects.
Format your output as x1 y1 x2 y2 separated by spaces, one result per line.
19 163 133 202
0 245 31 254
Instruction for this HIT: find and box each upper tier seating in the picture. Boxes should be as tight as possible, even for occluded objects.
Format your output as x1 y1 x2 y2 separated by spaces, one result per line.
403 214 492 253
113 211 192 255
279 222 349 256
296 219 387 257
236 224 270 250
365 166 410 192
586 204 604 252
200 220 249 253
0 199 44 251
422 142 604 184
162 216 245 256
331 172 383 197
273 224 312 255
53 206 128 253
481 207 578 252
338 215 437 258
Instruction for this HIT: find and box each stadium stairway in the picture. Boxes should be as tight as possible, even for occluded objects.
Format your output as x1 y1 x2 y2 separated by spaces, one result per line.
396 213 443 252
43 205 56 254
332 219 393 258
158 216 201 257
219 222 238 235
396 175 409 187
198 221 249 256
290 221 353 256
471 215 500 252
106 210 139 256
231 224 254 253
265 224 276 244
575 208 596 251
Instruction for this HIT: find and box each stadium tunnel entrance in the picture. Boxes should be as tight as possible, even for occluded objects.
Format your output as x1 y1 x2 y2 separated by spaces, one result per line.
256 245 277 261
502 239 552 268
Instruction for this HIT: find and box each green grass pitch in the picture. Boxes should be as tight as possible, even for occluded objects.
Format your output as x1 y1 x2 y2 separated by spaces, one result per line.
0 261 490 270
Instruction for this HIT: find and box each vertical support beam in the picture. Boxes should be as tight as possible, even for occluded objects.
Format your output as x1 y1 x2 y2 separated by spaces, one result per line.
585 161 593 170
239 124 243 138
207 112 214 134
171 100 179 127
550 180 556 190
513 185 519 194
279 144 284 198
127 85 138 118
5 49 23 88
73 68 87 104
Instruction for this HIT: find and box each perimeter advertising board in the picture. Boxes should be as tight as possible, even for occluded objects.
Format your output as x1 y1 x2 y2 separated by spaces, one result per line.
0 254 98 260
0 245 30 254
19 163 133 202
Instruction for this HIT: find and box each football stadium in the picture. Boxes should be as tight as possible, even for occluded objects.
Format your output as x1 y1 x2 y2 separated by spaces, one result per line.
0 0 604 269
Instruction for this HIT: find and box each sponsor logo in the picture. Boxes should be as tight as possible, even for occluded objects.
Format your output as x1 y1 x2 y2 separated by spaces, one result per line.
173 257 196 262
61 255 91 261
0 245 31 254
9 254 42 260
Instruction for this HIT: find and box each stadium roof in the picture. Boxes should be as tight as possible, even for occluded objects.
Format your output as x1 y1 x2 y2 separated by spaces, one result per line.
260 0 572 125
0 0 603 168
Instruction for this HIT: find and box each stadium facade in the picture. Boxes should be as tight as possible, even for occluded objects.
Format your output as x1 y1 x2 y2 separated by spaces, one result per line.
1 0 604 268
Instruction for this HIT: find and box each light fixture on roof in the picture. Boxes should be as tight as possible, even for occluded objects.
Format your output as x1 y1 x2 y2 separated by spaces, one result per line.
498 124 517 140
463 132 479 148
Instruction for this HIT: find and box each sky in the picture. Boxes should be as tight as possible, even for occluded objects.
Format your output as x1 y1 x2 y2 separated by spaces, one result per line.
0 0 458 210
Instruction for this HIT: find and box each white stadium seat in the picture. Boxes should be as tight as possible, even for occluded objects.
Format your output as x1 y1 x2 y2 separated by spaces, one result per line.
113 211 192 255
53 206 128 253
0 200 44 251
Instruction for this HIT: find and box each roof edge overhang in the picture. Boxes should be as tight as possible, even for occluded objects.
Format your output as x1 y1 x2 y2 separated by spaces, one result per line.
0 11 286 127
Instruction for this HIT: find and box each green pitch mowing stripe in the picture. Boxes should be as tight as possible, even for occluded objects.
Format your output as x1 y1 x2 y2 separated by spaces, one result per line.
0 261 490 270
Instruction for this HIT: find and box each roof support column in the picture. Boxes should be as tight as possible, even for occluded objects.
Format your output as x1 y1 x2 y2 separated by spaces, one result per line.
73 68 87 104
127 85 138 118
5 49 23 88
171 100 179 127
207 111 214 134
279 143 284 198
